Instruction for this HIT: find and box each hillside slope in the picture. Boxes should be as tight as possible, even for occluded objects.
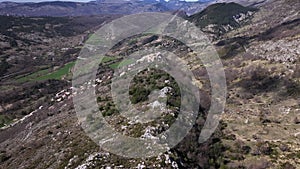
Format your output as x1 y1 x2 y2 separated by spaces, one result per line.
0 0 299 168
189 2 257 36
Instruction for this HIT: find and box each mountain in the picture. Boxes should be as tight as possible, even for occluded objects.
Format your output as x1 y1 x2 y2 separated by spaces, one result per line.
160 0 214 15
189 2 257 36
211 0 269 6
0 0 299 168
0 0 211 17
0 1 167 16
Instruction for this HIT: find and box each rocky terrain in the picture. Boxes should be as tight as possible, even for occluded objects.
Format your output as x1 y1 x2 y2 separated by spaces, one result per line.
0 0 299 168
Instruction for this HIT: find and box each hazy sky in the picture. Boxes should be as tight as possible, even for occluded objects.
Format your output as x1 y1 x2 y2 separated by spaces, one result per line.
0 0 201 2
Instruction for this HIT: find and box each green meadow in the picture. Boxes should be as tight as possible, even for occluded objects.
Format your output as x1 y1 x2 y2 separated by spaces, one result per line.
16 61 75 82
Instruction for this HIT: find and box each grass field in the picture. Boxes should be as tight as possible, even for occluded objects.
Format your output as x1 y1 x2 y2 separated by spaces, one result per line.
101 56 116 63
16 69 51 83
35 62 75 81
16 61 75 82
109 59 135 69
87 34 104 45
16 57 135 83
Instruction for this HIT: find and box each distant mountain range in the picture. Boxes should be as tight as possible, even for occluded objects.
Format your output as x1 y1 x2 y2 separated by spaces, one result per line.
0 0 268 17
0 0 211 17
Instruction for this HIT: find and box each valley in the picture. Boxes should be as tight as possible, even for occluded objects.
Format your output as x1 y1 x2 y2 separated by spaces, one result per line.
0 0 299 168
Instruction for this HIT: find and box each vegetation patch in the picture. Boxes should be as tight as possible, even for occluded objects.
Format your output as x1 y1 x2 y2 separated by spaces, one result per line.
0 115 13 128
16 61 75 82
16 68 50 83
101 56 117 63
129 68 180 105
109 59 135 69
0 59 11 77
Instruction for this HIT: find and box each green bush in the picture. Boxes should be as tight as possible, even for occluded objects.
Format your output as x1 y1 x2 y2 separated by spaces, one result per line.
0 59 11 76
102 108 118 117
130 87 150 104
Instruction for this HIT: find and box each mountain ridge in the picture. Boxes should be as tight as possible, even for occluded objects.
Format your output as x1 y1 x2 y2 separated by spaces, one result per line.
0 0 210 16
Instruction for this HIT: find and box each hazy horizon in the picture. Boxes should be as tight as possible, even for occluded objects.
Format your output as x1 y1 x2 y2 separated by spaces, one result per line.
0 0 201 3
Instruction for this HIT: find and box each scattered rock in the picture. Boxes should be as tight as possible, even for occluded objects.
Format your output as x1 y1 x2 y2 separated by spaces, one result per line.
293 117 300 124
